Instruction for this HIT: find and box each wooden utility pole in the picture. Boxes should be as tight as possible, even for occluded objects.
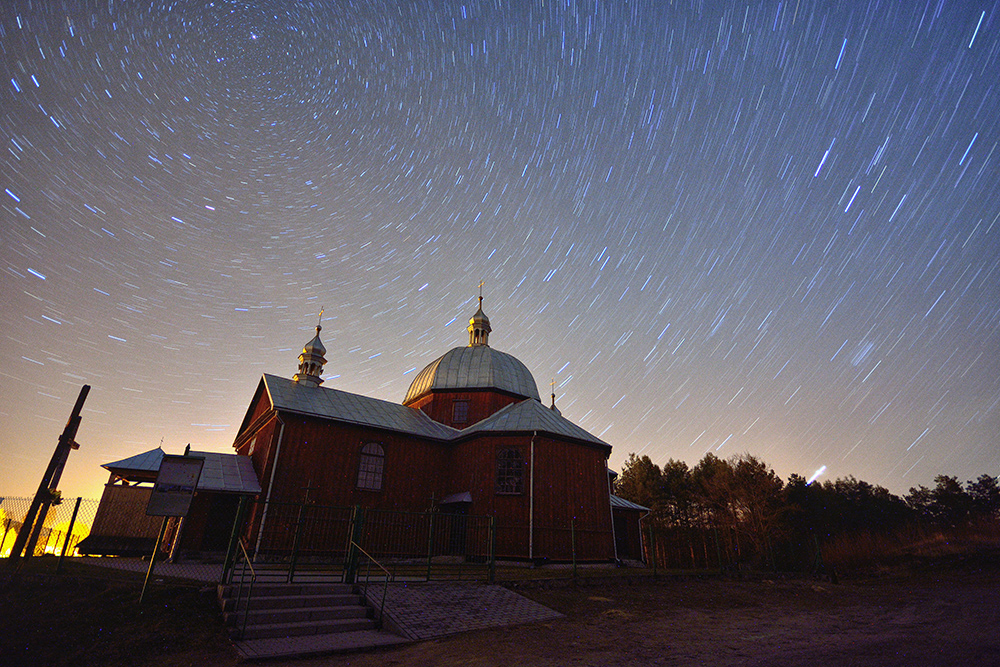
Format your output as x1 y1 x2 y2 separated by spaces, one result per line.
8 385 90 562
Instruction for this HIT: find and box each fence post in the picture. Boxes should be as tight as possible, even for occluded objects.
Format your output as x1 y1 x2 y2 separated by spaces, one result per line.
56 497 82 574
648 523 657 575
1 517 11 555
25 506 52 559
139 517 169 605
425 511 435 581
571 519 577 579
222 496 249 584
287 501 309 583
488 516 496 583
812 532 826 574
344 505 363 585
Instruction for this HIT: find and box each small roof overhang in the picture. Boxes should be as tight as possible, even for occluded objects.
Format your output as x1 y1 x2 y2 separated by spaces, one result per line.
610 494 649 511
440 491 473 504
102 448 261 494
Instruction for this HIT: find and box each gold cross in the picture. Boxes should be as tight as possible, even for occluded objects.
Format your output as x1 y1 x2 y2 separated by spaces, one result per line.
478 280 485 298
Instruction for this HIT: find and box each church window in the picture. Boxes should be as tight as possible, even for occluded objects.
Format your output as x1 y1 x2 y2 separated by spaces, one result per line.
452 400 470 423
496 448 524 495
246 436 257 457
357 442 385 491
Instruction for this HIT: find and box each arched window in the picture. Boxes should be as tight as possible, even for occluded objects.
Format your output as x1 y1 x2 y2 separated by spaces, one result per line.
496 448 524 495
356 442 385 491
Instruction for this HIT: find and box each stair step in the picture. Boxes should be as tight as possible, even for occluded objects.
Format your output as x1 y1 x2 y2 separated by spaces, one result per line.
221 582 353 598
221 592 363 612
235 629 409 661
225 604 369 626
236 616 377 640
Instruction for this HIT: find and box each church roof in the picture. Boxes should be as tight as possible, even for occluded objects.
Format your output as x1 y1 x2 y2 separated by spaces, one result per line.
263 374 458 440
403 345 541 404
460 398 611 450
259 374 607 449
102 448 261 494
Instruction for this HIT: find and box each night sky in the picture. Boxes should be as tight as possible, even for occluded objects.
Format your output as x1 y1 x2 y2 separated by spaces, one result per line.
2 1 998 502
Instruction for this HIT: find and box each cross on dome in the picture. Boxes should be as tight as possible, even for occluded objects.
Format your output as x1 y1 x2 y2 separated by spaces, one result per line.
293 310 327 387
468 283 491 347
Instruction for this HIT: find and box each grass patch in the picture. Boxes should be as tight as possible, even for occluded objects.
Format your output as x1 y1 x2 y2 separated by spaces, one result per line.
821 519 1000 576
0 558 235 667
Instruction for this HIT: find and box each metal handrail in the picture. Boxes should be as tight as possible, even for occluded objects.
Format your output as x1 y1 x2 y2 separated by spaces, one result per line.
349 540 392 628
233 539 256 640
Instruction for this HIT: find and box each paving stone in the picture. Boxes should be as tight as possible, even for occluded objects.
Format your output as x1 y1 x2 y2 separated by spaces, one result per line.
372 582 563 641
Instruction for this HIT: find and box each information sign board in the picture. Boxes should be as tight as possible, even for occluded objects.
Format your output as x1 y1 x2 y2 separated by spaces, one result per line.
145 454 204 517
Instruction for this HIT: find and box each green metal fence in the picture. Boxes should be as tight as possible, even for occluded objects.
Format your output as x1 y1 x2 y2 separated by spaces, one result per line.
227 500 498 584
2 494 636 585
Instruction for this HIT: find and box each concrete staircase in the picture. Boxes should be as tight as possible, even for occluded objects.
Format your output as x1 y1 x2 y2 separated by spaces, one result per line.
218 581 375 640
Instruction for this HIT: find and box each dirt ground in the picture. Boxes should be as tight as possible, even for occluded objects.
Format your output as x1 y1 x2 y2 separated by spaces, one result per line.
299 565 999 667
2 555 997 667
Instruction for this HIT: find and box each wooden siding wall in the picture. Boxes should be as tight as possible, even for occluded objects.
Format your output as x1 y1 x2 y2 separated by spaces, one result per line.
447 435 529 557
91 483 162 540
530 436 614 561
266 414 450 510
236 418 279 492
446 434 613 561
176 494 210 550
244 387 273 431
176 493 242 553
406 389 523 428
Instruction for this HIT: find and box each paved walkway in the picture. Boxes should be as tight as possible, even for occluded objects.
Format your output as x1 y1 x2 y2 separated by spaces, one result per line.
374 581 563 641
78 556 224 582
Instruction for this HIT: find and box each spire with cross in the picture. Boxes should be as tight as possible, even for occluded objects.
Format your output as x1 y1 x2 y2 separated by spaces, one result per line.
468 282 492 346
549 378 562 415
294 310 328 387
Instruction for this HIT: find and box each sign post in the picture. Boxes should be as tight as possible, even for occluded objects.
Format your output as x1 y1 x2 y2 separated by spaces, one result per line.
139 454 204 604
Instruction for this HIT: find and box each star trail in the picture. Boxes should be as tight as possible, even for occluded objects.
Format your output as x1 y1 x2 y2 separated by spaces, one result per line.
1 0 998 500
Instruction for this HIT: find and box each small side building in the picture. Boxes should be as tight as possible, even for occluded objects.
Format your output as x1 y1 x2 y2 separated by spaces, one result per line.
77 447 260 558
610 494 650 563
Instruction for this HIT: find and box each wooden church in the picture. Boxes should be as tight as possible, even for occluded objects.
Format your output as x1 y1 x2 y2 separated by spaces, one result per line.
233 296 645 562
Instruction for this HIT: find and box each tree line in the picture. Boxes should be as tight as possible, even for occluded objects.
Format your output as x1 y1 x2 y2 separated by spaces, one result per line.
614 452 1000 572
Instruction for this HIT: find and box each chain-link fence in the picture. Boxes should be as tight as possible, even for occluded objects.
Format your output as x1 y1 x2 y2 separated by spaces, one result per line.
1 495 98 559
0 493 232 582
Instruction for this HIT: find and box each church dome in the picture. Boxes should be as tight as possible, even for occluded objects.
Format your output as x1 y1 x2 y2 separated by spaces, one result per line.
403 345 541 405
302 331 326 357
